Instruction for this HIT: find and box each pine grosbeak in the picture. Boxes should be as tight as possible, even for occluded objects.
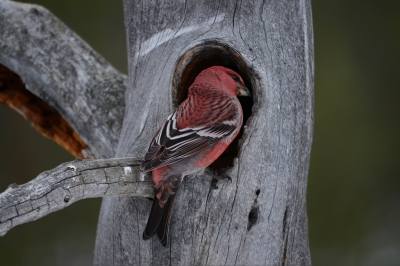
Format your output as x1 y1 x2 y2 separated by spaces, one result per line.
140 66 250 246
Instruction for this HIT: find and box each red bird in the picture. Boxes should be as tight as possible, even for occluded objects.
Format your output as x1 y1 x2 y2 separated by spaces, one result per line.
140 66 250 246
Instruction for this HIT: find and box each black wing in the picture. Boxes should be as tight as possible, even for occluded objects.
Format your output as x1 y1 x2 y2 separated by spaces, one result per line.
140 102 239 172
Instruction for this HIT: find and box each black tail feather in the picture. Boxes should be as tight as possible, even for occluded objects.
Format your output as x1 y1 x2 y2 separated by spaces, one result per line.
156 192 177 246
143 193 164 240
143 177 181 246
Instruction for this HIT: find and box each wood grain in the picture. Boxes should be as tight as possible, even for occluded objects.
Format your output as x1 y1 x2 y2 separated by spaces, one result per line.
95 0 314 265
0 0 127 159
0 157 152 237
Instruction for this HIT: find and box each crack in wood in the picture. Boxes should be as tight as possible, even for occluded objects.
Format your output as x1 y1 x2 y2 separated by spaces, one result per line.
247 191 260 231
0 64 88 158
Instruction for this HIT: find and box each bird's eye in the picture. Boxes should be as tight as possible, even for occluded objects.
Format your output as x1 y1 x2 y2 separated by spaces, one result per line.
231 75 240 82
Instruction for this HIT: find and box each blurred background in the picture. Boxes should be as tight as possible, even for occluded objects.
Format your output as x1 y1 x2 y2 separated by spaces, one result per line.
0 0 399 265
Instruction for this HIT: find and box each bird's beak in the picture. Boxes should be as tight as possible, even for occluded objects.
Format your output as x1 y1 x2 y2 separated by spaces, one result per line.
237 83 251 97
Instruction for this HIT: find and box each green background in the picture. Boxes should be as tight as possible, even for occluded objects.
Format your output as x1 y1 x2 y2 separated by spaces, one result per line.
1 0 399 265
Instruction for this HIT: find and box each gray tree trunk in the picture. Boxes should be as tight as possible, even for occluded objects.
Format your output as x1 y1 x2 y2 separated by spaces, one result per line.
95 0 314 265
0 0 314 265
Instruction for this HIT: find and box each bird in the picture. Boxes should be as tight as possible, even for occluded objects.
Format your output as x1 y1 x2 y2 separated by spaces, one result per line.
140 66 250 246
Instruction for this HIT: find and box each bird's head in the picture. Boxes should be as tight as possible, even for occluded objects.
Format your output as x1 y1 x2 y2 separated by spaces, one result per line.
195 66 251 97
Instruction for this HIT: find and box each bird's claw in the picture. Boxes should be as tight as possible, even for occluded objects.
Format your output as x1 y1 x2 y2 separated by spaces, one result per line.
207 167 232 189
211 179 219 189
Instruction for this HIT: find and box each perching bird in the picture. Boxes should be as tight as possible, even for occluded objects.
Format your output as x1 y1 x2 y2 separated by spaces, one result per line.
140 66 250 246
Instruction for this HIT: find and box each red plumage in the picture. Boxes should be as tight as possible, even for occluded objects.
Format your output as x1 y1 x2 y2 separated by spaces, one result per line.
140 66 250 246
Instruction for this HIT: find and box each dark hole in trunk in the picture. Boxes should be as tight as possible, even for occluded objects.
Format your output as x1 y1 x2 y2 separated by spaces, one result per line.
173 41 258 171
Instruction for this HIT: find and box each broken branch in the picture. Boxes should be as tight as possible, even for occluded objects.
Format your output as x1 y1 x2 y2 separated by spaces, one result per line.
0 157 153 236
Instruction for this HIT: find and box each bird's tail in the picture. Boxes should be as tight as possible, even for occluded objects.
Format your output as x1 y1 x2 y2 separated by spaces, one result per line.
143 176 181 246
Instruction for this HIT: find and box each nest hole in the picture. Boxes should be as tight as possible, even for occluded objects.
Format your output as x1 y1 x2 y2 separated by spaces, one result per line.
173 41 258 171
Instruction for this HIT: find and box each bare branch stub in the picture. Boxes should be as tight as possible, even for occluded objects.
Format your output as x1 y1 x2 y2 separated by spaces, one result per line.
0 157 152 237
0 64 88 158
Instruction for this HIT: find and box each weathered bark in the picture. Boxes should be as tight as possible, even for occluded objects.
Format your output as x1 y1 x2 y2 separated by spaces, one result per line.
0 0 127 159
95 0 314 265
0 157 152 237
0 0 314 265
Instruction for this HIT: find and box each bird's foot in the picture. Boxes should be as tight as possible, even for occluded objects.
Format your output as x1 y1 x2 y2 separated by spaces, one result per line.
206 167 232 189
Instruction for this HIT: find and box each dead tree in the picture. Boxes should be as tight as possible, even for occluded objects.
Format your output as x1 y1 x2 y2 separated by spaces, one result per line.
0 0 314 265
